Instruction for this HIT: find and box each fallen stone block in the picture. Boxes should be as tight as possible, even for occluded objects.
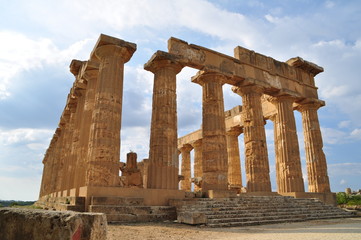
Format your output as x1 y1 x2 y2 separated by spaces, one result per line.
177 212 207 225
0 207 107 240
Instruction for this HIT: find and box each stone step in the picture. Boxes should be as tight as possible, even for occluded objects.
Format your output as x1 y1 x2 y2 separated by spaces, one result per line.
172 195 355 227
206 212 351 224
89 205 176 215
177 205 332 212
90 196 144 206
207 214 354 228
107 213 176 223
205 209 349 219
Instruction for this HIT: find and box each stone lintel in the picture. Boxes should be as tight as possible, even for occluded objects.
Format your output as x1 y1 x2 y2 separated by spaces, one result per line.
286 57 324 76
69 59 85 76
225 105 242 118
144 50 183 73
90 34 137 61
168 37 320 98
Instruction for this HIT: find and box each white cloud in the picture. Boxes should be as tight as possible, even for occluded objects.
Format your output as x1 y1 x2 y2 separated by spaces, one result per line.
340 179 347 185
0 128 53 146
0 31 92 100
325 1 335 9
120 126 150 162
350 128 361 140
338 120 351 129
328 163 361 176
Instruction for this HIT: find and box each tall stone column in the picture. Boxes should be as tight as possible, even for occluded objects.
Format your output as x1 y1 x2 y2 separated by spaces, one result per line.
233 85 271 192
86 42 136 187
75 67 98 189
60 99 77 194
192 72 228 191
144 51 183 189
191 139 203 191
226 127 243 189
268 114 282 193
68 61 87 193
180 144 193 191
296 101 331 193
270 96 305 193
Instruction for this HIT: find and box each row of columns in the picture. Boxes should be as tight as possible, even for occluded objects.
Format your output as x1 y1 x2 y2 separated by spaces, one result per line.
177 74 330 194
39 38 136 197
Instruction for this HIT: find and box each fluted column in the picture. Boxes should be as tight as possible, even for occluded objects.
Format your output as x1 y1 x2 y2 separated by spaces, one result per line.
192 72 228 191
226 127 243 189
86 43 136 187
180 144 193 191
233 85 271 192
296 101 331 193
191 139 203 191
269 114 282 193
74 67 98 189
39 133 58 197
60 100 77 194
270 96 304 193
144 51 183 189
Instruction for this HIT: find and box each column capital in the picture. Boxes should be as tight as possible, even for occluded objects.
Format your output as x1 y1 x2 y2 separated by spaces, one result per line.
227 126 243 136
266 94 296 105
191 139 202 148
295 98 325 112
69 59 84 76
191 71 227 86
95 44 136 63
144 51 183 74
179 144 193 153
82 69 98 82
231 84 265 96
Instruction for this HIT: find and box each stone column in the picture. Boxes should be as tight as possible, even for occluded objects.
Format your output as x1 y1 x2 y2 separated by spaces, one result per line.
180 144 193 191
226 127 243 189
191 139 203 191
268 114 282 193
39 133 58 197
192 71 228 192
67 61 87 193
270 95 305 193
233 85 271 192
296 101 331 193
144 51 183 189
53 126 66 194
86 42 136 187
60 98 77 194
74 66 98 189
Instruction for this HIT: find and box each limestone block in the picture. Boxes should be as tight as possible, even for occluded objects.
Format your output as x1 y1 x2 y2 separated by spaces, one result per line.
0 208 107 240
177 212 207 225
207 190 237 198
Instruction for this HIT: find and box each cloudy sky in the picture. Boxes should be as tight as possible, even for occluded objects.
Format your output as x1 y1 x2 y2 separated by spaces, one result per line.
1 0 360 200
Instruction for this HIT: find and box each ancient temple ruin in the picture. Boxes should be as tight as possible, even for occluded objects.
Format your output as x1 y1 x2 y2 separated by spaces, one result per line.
37 34 351 225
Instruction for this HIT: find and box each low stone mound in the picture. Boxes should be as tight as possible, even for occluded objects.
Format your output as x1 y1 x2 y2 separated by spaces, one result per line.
0 207 107 240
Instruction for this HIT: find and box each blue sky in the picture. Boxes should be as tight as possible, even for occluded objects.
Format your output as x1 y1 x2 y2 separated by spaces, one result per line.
0 0 360 200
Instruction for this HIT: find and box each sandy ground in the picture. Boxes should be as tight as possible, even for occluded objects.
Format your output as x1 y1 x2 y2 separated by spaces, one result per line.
107 217 361 240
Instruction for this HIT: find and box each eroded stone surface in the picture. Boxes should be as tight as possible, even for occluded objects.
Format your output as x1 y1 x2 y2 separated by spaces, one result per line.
0 208 107 240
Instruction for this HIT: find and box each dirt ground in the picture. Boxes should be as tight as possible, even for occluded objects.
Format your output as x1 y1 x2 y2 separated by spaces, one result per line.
107 217 361 240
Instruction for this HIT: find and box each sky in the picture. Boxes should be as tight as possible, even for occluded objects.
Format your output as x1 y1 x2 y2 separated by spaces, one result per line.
0 0 360 201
